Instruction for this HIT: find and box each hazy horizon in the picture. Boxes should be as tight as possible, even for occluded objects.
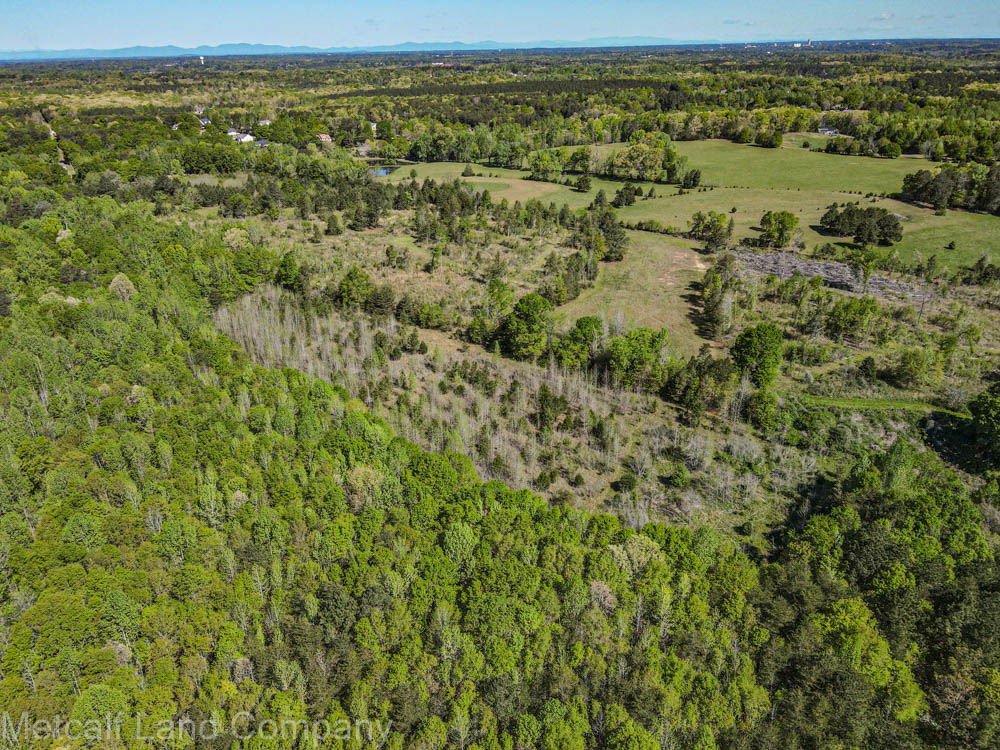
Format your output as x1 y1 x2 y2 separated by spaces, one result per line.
4 0 997 52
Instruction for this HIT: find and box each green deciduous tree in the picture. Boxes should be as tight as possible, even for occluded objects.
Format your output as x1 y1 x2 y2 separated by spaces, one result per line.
759 210 799 247
731 322 783 388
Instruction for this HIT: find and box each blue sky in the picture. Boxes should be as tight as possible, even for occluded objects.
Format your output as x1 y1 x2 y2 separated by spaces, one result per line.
3 0 998 50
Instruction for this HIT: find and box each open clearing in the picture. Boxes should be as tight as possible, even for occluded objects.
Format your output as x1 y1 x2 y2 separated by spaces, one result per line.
672 139 921 193
386 151 999 359
615 187 1000 268
391 140 1000 269
558 231 709 355
183 172 249 188
388 161 660 209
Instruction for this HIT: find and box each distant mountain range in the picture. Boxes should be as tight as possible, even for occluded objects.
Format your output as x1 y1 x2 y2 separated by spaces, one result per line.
0 37 740 62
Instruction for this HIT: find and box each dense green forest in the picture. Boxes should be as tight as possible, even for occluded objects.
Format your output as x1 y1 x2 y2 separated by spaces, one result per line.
1 41 1000 749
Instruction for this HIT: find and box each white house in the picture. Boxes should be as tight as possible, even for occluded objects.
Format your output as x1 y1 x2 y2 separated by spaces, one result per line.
226 129 255 144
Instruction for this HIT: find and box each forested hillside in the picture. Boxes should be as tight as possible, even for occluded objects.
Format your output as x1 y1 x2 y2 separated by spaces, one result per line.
1 42 1000 750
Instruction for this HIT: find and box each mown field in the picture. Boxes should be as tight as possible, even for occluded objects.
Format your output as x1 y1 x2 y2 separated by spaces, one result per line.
391 138 1000 269
557 231 710 355
615 187 1000 269
672 138 920 193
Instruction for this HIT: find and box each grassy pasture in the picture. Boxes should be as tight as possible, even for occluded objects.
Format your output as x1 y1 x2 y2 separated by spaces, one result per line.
666 141 1000 266
391 141 1000 269
616 188 1000 267
672 139 922 193
561 136 915 192
780 131 834 150
558 231 710 355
